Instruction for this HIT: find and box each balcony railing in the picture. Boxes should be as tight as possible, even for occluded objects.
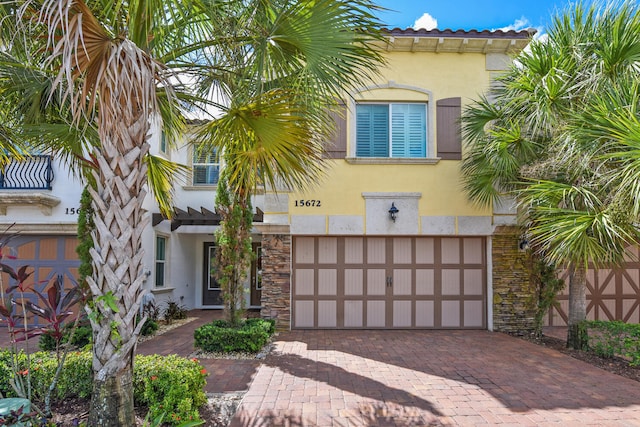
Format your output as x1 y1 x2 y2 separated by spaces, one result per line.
0 155 54 190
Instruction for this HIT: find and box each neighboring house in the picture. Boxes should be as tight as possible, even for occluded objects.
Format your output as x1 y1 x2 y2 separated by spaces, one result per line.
2 27 638 331
0 153 82 326
143 129 265 311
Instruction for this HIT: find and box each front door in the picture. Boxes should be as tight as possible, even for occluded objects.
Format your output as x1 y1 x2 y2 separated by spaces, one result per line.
202 242 222 306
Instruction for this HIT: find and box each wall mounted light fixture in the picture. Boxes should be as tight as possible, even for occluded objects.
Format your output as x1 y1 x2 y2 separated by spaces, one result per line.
518 238 529 251
388 202 399 222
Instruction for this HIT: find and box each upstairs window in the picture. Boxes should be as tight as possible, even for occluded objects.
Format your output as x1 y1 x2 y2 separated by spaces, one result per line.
356 103 427 158
192 145 219 185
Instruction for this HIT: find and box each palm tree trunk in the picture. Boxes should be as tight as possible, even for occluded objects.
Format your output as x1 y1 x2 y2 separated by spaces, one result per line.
566 263 587 349
86 112 150 426
88 362 135 426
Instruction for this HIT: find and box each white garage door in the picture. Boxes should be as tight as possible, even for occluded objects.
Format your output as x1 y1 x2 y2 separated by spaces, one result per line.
292 236 486 329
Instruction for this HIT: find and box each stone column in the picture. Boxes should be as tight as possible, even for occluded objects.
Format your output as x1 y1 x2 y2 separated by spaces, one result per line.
258 224 291 330
492 225 537 335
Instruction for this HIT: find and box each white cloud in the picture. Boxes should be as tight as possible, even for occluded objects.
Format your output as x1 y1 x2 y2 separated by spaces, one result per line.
413 13 438 30
495 16 545 41
497 17 531 32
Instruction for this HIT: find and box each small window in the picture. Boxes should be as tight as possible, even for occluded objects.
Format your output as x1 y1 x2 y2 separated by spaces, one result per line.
356 103 427 158
192 145 219 185
155 235 167 287
160 131 167 154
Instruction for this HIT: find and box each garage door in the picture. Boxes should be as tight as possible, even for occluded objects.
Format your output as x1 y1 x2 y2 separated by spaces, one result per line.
1 235 80 327
292 236 486 329
547 247 640 325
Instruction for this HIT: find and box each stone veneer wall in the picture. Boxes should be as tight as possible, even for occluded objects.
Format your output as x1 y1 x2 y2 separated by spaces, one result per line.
260 232 291 330
492 225 537 334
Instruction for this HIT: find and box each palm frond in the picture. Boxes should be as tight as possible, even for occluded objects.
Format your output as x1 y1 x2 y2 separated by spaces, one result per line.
518 179 638 267
145 154 190 218
197 88 326 194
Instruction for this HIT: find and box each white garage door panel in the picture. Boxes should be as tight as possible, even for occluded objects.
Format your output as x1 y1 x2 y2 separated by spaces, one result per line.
292 236 486 329
344 269 363 295
367 301 386 327
318 301 337 327
344 301 363 327
416 301 435 327
393 301 413 327
367 269 386 295
295 301 315 327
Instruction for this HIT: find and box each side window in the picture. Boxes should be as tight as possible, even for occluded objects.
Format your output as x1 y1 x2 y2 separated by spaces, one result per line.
192 145 220 185
159 131 167 154
355 103 427 158
154 235 167 287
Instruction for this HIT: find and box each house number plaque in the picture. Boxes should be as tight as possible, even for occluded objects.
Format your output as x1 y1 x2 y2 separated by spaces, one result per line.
294 199 322 207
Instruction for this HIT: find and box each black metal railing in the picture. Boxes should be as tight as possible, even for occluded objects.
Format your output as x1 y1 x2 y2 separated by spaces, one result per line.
0 155 54 190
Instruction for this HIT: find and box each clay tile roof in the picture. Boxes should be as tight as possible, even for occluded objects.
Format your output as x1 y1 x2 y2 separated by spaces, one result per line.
379 27 535 54
382 27 536 38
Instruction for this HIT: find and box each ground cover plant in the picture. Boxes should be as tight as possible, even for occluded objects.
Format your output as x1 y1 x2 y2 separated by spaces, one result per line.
582 320 640 366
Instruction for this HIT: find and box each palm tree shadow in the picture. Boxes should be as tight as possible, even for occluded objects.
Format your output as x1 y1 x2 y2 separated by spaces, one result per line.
265 352 442 415
234 400 443 426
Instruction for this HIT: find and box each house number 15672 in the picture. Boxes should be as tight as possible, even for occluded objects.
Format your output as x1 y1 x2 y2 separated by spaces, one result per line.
295 199 321 207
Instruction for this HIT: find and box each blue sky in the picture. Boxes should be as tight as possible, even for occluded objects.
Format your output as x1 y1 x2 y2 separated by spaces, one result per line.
374 0 593 33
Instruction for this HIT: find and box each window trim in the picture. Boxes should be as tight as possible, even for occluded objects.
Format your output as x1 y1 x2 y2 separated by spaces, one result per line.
348 82 436 160
154 234 168 288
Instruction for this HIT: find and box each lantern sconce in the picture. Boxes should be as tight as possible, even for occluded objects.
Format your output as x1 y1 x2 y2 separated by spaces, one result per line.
518 237 529 251
388 202 399 222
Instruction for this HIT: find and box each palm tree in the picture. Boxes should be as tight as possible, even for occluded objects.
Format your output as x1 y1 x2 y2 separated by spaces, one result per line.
461 1 640 348
193 0 384 326
7 0 205 423
7 0 384 424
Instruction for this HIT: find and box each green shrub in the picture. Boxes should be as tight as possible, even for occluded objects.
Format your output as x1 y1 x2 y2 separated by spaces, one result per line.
141 318 159 336
30 351 94 400
134 354 207 425
0 350 93 400
0 349 15 397
584 320 640 366
39 324 93 351
0 351 207 426
194 318 275 353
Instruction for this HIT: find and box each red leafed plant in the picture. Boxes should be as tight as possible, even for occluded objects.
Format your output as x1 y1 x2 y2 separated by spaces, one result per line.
25 275 81 357
0 226 85 418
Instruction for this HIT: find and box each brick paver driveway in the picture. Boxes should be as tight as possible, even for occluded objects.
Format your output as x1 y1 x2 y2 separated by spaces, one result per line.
230 330 640 426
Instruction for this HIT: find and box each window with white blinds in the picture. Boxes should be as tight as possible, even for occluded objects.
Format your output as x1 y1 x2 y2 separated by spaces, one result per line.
356 103 427 158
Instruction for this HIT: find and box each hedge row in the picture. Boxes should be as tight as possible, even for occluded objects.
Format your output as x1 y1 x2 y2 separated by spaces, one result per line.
0 351 207 425
194 318 275 353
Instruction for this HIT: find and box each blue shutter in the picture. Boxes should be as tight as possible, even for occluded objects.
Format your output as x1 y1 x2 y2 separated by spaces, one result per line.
356 104 389 157
391 104 426 158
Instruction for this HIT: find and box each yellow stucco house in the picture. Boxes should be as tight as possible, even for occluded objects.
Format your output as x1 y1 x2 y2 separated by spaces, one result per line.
258 28 536 330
